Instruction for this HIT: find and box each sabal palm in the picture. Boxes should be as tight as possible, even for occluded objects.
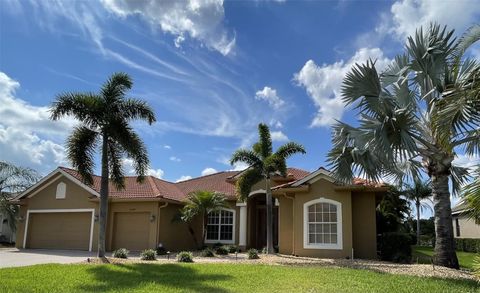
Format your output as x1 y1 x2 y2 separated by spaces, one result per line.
181 190 228 247
231 123 305 253
403 180 432 245
50 72 156 257
0 162 39 232
327 24 480 269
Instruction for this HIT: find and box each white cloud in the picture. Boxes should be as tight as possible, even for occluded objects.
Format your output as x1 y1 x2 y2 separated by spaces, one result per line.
230 162 249 171
270 131 288 142
101 0 235 55
122 158 165 179
201 167 218 176
390 0 480 40
169 156 181 162
148 168 165 179
176 175 193 182
294 48 391 127
255 86 285 110
269 119 283 129
453 154 480 171
163 145 171 149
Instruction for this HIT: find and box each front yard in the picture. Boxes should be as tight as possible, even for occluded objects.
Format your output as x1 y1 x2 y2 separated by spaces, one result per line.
413 245 477 270
0 262 478 293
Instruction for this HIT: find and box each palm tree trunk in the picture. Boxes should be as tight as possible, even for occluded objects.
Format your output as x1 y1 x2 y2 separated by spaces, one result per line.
98 134 109 258
431 172 459 269
265 176 274 254
202 214 207 248
416 201 421 245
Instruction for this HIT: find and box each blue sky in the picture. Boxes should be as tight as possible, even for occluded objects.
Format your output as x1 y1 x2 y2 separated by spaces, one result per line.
1 0 479 204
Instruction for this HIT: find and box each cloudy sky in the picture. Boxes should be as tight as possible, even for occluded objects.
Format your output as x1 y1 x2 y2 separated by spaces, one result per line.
1 0 479 186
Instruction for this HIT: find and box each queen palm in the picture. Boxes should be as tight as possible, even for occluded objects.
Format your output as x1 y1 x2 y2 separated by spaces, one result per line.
403 180 432 245
231 123 305 254
327 24 480 268
50 72 156 258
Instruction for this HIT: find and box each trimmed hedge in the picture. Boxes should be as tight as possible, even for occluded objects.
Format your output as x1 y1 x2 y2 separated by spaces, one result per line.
455 238 480 253
112 248 129 259
379 232 412 263
177 251 194 263
140 249 157 261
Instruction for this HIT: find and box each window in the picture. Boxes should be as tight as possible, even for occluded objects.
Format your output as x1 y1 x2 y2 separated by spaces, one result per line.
56 182 66 199
205 209 235 244
304 198 342 249
455 218 461 237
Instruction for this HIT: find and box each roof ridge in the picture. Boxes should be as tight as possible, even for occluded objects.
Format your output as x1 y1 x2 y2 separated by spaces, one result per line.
146 176 160 196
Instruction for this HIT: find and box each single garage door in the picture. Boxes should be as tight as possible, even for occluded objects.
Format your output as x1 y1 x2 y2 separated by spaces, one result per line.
27 212 92 250
112 212 150 251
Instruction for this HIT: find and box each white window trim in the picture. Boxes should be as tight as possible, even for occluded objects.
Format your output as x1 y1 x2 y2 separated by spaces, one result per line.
303 197 343 250
56 182 66 199
23 209 95 252
204 208 236 245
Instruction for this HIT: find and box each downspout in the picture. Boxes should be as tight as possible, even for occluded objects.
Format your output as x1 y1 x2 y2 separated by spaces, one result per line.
284 193 295 256
156 202 169 246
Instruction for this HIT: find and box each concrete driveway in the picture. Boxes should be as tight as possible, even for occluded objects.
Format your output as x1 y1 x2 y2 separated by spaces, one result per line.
0 248 95 268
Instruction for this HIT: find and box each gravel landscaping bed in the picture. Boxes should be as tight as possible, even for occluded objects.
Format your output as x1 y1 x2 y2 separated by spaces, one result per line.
83 252 475 280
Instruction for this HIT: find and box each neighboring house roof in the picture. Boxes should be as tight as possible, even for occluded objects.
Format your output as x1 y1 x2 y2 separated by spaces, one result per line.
452 200 469 215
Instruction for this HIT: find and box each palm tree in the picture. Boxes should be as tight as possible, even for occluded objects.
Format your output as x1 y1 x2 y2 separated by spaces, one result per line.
50 72 156 258
0 162 39 232
180 190 228 247
377 185 410 234
327 24 480 269
403 180 432 245
230 123 305 254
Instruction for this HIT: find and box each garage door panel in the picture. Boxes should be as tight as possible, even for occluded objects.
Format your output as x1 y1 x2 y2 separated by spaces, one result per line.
112 212 150 251
27 212 91 250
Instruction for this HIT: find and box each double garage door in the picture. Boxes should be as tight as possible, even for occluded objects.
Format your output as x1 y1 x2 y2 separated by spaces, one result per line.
26 211 93 251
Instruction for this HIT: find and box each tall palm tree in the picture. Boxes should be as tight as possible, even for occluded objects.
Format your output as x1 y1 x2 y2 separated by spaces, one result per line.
180 190 228 247
0 162 39 232
403 180 432 245
50 72 156 258
327 24 480 269
230 123 305 254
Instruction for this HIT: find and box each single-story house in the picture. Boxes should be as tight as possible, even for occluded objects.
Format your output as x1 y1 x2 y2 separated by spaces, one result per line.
452 201 480 239
14 166 387 259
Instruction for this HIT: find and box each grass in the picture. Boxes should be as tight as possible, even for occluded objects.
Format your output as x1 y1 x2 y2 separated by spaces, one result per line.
413 245 477 270
0 263 477 293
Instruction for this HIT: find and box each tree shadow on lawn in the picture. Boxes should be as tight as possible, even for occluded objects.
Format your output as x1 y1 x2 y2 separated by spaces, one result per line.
78 263 232 292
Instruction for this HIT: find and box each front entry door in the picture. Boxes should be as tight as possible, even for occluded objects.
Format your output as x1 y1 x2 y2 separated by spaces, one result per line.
255 206 278 249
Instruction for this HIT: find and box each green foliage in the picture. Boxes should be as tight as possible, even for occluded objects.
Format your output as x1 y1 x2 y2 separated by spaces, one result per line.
140 249 157 261
455 238 480 253
226 245 239 253
376 186 410 234
176 251 194 263
112 248 129 259
473 254 480 280
247 248 260 259
200 248 214 257
156 246 167 256
180 191 227 223
215 246 229 255
379 232 413 263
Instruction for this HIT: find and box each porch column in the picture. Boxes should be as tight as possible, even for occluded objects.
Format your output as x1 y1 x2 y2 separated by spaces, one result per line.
237 202 247 247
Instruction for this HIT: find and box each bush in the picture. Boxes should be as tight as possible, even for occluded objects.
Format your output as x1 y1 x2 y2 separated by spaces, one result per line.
247 248 260 259
112 248 129 259
156 245 167 256
226 245 239 253
455 238 480 253
379 232 412 263
177 251 194 262
200 248 215 257
261 247 267 254
212 242 223 249
140 249 157 261
215 245 229 255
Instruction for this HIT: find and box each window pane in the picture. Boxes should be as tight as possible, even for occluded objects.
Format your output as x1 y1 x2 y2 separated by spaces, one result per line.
330 205 337 213
331 224 337 233
330 212 337 222
208 212 219 224
221 211 233 224
323 224 330 233
317 224 323 234
309 224 316 234
331 234 337 244
309 233 315 244
220 225 233 240
206 225 219 240
316 233 323 244
308 213 315 222
322 212 329 222
309 205 315 213
324 234 331 244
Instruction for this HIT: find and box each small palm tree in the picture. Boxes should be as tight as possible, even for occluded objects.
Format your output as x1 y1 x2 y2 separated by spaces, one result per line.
327 24 480 268
230 123 306 254
403 180 432 245
50 72 156 258
181 190 228 247
0 162 39 232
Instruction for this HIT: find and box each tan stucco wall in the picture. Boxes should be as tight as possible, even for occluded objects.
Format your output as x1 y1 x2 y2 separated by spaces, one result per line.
351 192 377 259
15 175 99 250
277 194 294 254
453 215 480 239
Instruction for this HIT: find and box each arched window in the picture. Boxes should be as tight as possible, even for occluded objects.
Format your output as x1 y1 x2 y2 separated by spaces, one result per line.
56 182 66 199
205 208 236 244
304 198 342 249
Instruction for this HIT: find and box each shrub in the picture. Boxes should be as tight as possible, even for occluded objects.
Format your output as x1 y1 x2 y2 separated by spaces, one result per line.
200 248 215 257
226 245 239 253
261 247 267 254
455 238 480 253
112 248 129 259
212 242 223 249
247 248 260 260
140 249 157 261
473 255 480 280
215 245 229 255
379 232 412 263
177 251 194 262
156 245 167 256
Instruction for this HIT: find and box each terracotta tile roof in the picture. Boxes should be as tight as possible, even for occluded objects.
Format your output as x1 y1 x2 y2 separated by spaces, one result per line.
58 166 310 202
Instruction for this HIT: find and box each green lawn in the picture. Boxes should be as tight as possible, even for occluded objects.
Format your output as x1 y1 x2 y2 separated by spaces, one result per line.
0 263 477 293
413 245 477 270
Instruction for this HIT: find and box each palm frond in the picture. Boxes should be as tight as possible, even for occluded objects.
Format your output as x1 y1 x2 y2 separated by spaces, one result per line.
101 72 133 103
66 126 99 186
341 60 382 108
0 162 39 193
50 93 102 127
450 165 471 196
275 142 306 159
119 98 156 124
181 190 228 222
264 154 287 177
257 123 272 159
236 168 263 201
452 24 480 65
230 149 262 169
107 140 126 190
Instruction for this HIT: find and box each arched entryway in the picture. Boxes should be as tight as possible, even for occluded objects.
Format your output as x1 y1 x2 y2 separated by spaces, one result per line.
247 193 278 250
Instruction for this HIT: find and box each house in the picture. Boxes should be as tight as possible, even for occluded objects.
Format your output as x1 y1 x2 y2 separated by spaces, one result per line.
0 193 17 243
14 166 387 259
452 201 480 239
